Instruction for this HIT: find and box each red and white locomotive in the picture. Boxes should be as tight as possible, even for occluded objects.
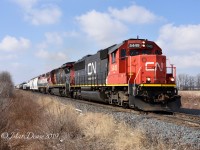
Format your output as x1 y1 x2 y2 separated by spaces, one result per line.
25 38 181 111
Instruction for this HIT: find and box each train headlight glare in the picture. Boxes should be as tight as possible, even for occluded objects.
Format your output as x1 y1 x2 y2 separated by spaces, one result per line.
146 77 151 81
170 77 175 82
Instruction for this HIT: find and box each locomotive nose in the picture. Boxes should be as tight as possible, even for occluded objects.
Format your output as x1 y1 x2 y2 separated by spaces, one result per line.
135 55 167 84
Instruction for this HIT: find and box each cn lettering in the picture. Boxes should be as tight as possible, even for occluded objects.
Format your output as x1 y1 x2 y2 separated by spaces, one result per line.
145 62 163 71
88 62 96 75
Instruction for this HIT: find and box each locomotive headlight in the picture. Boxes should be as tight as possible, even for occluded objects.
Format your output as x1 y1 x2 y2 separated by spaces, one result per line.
146 77 151 81
170 77 175 82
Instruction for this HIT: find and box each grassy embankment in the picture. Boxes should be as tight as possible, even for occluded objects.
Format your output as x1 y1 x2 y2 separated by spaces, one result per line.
0 72 197 149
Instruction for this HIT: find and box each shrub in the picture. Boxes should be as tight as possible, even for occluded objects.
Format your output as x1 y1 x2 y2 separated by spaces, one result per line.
0 71 14 98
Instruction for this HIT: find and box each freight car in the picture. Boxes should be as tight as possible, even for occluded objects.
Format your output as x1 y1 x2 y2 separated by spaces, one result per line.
22 38 181 111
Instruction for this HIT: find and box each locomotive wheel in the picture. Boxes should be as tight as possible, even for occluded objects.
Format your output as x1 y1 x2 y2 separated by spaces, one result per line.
122 102 129 109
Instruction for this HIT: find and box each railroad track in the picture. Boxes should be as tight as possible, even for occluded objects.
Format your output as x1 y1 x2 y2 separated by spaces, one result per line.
53 94 200 129
19 90 200 128
173 112 200 127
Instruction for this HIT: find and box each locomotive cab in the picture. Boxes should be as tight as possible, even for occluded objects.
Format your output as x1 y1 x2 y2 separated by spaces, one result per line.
107 39 181 111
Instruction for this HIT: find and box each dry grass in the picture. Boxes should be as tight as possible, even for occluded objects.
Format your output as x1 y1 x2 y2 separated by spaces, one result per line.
80 113 116 139
113 123 146 150
0 72 197 149
179 91 200 109
0 91 196 150
1 88 149 150
0 91 45 149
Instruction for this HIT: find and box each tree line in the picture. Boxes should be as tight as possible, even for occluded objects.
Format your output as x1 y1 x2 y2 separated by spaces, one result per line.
176 74 200 90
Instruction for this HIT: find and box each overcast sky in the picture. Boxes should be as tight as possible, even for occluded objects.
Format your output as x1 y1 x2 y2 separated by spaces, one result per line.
0 0 200 84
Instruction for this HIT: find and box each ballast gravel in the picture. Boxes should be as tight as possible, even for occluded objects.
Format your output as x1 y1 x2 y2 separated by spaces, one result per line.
55 97 200 149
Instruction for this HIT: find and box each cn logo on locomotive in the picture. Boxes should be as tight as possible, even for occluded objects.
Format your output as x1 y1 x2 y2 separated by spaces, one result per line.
145 62 163 72
88 62 96 75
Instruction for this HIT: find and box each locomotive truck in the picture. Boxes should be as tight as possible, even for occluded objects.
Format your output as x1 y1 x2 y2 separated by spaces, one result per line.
22 38 181 111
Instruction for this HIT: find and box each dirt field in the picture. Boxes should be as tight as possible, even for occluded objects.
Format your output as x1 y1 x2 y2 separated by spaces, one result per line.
179 91 200 109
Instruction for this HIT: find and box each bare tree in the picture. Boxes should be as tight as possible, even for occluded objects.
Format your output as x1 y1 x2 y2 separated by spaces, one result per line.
188 76 195 90
195 73 200 90
177 74 189 90
177 73 200 90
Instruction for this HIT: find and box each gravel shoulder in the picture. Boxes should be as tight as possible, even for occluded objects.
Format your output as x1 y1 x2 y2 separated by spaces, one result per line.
44 95 200 149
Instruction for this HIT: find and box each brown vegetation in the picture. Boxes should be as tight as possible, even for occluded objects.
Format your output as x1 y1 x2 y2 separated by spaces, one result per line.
0 71 13 98
2 90 187 150
0 89 149 150
179 91 200 109
0 72 197 149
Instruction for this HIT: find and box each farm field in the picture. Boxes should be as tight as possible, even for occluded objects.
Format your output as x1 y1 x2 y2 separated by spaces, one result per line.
179 91 200 109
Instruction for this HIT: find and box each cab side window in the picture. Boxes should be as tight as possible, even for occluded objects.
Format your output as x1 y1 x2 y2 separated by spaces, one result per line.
120 49 126 59
112 51 116 63
155 50 162 55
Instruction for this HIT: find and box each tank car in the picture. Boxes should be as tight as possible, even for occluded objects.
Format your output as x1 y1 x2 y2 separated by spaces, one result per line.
29 77 39 91
38 74 48 93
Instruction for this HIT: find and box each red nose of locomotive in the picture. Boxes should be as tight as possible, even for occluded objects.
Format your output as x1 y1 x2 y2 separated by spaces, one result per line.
128 55 167 84
127 39 176 85
139 55 166 84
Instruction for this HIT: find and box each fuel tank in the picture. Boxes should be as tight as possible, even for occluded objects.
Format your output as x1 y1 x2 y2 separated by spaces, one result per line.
81 91 107 103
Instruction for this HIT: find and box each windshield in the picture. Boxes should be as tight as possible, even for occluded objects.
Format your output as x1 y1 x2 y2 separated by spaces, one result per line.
130 50 139 56
130 49 151 56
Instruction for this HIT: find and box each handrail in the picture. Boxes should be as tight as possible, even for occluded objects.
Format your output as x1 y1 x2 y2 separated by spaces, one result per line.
128 56 132 94
132 66 142 96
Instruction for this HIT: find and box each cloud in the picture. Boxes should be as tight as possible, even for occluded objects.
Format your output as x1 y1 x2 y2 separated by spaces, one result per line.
25 5 62 25
13 0 62 25
170 53 200 69
36 31 64 52
76 5 159 47
108 5 157 24
35 32 69 71
156 24 200 72
36 49 67 61
45 32 63 45
156 24 200 51
0 35 31 52
13 0 38 10
63 31 80 38
76 10 127 46
36 31 68 62
0 54 18 61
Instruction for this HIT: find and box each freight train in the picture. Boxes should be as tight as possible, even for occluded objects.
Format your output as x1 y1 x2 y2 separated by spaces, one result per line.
19 38 181 111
